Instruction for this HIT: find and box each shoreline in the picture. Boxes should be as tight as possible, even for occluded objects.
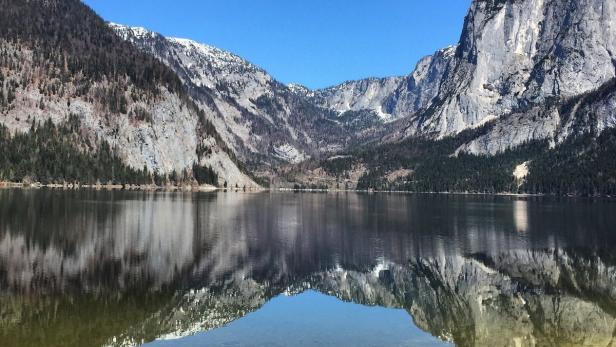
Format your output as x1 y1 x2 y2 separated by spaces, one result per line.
276 188 614 199
0 181 232 192
1 182 612 198
277 187 541 197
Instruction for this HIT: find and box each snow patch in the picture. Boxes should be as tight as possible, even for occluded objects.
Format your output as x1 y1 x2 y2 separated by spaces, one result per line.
287 83 313 97
108 22 157 41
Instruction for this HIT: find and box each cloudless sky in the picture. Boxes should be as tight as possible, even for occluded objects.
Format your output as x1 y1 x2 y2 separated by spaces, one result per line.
146 291 448 346
83 0 472 89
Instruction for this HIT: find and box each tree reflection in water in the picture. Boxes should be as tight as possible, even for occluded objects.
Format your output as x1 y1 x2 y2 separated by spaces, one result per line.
0 189 615 346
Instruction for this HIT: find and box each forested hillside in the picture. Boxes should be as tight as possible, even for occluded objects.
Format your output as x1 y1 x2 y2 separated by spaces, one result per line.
1 0 615 194
0 0 181 92
0 0 255 187
318 127 616 196
0 116 218 186
298 76 616 196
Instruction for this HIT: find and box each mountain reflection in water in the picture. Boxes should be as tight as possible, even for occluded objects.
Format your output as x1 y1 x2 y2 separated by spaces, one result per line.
0 189 615 347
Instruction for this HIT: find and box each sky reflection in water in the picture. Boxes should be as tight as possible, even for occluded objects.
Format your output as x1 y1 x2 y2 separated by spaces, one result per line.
0 190 615 346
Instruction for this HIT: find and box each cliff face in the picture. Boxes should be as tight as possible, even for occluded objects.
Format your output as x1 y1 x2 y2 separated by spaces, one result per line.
422 0 616 150
315 0 616 155
457 78 616 155
110 24 361 173
306 46 456 122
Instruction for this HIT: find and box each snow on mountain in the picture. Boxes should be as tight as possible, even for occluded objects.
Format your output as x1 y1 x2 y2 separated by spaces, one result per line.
309 0 616 155
287 83 314 97
110 0 616 174
306 46 456 122
110 24 355 173
0 10 257 188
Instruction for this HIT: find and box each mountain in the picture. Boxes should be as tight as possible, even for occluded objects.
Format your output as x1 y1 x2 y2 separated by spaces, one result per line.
314 0 616 150
1 0 615 194
0 0 256 188
110 24 370 179
295 0 616 194
299 46 456 123
110 24 471 181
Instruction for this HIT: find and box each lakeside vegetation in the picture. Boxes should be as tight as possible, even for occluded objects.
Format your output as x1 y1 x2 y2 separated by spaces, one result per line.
318 125 616 197
0 117 218 187
4 115 614 196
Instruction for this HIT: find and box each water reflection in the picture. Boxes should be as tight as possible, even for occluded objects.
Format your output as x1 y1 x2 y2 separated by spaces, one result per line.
0 190 615 346
513 199 528 234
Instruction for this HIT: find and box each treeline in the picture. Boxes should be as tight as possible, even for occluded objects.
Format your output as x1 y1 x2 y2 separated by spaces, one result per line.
375 141 546 193
326 124 504 191
524 129 616 196
0 0 237 170
0 0 182 95
338 123 616 196
0 118 218 186
354 138 543 193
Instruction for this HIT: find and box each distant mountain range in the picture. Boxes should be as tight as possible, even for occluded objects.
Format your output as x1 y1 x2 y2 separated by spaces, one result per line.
1 0 615 194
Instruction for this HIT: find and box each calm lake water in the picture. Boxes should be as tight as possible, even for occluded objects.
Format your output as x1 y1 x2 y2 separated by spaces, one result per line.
1 190 615 347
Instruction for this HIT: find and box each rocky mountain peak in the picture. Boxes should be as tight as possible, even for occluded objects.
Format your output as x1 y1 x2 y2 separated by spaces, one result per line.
287 83 313 96
108 22 159 42
312 0 616 151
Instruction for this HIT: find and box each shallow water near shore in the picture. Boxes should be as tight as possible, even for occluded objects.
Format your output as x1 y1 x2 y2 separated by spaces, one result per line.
0 189 615 346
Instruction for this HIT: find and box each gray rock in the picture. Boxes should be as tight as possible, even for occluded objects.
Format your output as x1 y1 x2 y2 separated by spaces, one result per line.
312 0 616 155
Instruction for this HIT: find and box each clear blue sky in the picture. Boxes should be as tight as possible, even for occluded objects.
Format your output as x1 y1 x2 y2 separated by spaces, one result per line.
84 0 472 89
146 291 448 346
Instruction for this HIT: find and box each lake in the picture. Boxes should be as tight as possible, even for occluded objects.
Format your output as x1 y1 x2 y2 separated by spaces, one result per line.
0 189 615 346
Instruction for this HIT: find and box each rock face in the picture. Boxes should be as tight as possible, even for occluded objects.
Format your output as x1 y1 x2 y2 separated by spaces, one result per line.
110 24 358 173
457 79 616 155
423 0 616 151
304 46 456 122
313 0 616 154
0 0 257 188
3 0 616 186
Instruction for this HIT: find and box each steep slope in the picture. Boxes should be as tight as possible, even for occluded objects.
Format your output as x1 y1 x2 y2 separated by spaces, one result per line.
301 46 456 123
0 0 256 187
413 0 616 145
458 78 616 155
312 0 616 154
293 0 616 193
110 24 361 176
